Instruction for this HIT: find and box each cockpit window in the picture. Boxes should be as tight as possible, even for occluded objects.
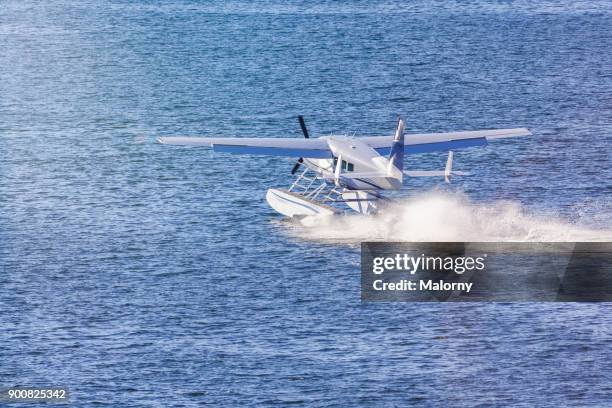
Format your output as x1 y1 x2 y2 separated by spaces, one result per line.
347 162 354 172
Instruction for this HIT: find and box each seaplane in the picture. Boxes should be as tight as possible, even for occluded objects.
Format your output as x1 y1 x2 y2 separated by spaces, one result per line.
158 116 530 219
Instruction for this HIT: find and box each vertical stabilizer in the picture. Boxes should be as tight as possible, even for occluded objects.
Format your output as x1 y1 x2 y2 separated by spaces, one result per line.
387 117 405 179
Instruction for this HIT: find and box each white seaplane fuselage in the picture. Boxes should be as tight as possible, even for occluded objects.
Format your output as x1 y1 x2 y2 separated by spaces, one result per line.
264 120 408 219
265 136 401 219
301 136 403 191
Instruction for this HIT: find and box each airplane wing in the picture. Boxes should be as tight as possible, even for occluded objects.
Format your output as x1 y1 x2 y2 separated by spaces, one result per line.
158 127 530 157
361 128 531 155
157 136 332 158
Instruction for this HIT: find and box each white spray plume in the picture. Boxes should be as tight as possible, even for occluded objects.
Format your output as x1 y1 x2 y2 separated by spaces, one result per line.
283 191 612 243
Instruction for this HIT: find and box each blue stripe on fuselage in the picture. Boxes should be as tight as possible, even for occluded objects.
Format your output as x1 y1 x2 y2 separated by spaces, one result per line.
351 178 384 190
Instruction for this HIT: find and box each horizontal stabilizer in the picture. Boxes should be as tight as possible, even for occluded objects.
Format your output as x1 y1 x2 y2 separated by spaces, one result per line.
405 150 470 183
404 170 446 177
404 170 471 177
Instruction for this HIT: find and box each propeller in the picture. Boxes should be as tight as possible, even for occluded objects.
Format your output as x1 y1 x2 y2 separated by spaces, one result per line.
291 115 310 174
298 115 310 139
291 158 304 175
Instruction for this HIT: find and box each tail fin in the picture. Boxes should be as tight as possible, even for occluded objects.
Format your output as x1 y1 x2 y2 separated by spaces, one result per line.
387 117 405 178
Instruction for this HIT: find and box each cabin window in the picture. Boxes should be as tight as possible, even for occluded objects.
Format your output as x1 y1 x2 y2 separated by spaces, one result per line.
333 157 354 172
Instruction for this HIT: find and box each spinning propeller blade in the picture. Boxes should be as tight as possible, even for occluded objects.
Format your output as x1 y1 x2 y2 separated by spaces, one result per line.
291 158 304 174
291 115 310 174
298 115 310 139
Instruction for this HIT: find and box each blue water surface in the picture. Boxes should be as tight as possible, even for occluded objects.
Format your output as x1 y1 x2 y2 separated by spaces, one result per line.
1 1 612 406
